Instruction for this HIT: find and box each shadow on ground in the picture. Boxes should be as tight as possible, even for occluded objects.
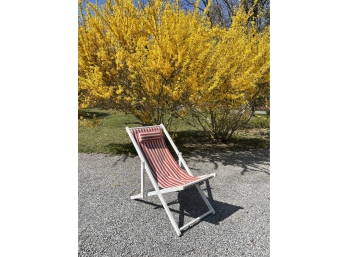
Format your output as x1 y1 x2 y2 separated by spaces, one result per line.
78 109 111 119
134 180 243 235
105 143 137 155
173 130 270 153
189 149 270 176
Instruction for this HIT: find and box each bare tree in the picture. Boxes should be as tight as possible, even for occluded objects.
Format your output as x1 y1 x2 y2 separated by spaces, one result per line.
181 0 270 29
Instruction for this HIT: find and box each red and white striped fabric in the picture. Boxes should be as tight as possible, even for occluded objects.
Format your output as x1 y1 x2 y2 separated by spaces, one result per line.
132 126 211 189
138 131 163 143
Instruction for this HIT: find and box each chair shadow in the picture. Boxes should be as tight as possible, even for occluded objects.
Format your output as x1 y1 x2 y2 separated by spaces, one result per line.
134 180 243 234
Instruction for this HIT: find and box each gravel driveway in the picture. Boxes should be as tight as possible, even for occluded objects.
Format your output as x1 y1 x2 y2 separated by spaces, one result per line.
78 149 270 256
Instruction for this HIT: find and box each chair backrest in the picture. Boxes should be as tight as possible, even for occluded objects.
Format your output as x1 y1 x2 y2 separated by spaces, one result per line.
131 126 197 188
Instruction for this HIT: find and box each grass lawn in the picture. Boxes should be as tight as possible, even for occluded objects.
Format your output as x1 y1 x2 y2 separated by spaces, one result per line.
78 109 270 155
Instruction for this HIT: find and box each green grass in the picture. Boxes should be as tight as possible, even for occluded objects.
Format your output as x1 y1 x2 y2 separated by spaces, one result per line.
78 109 270 155
78 109 139 154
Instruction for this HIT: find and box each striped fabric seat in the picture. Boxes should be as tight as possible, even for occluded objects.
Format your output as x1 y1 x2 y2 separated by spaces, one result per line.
132 126 210 189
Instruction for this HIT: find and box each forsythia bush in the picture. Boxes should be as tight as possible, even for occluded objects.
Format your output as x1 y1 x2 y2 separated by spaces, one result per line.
78 0 270 141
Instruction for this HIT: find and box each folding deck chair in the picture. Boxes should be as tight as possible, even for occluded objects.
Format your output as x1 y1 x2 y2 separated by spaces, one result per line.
126 124 216 236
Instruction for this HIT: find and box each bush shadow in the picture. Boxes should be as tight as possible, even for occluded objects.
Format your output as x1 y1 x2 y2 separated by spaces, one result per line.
189 149 270 176
78 109 111 119
171 130 269 154
105 143 137 155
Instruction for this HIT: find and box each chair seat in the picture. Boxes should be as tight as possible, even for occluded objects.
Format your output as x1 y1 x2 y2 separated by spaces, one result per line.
159 172 216 189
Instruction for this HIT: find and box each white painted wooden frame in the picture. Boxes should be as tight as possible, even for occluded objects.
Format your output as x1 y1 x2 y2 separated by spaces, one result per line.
126 124 216 236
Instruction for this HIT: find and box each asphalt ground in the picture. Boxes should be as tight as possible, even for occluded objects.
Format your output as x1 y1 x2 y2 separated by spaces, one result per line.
78 149 270 256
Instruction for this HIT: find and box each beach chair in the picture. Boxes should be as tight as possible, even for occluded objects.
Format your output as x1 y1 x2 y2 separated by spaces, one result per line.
126 124 216 236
